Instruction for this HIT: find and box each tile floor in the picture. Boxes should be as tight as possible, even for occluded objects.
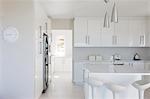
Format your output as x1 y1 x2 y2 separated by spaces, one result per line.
39 72 84 99
39 72 150 99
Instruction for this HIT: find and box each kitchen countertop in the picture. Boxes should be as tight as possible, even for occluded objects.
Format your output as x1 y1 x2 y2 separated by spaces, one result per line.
84 63 150 75
76 59 150 63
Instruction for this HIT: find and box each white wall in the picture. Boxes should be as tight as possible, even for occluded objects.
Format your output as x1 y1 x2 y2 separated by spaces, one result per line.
34 1 51 99
52 19 73 30
74 47 150 62
52 30 72 72
1 0 35 99
0 0 51 99
0 21 2 97
0 0 2 95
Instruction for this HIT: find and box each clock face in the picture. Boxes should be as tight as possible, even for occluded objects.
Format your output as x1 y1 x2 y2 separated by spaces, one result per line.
3 27 19 42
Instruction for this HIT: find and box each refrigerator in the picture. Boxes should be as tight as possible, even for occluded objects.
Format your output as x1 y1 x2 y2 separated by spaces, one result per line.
42 33 49 93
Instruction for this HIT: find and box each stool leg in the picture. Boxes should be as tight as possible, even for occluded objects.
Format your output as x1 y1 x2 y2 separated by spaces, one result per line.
91 86 94 99
139 90 144 99
112 92 116 99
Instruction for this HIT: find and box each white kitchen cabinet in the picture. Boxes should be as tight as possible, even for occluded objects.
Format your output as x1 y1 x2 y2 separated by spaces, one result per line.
115 19 130 46
73 62 85 85
74 18 88 47
74 17 149 47
87 19 102 46
129 18 147 47
101 23 114 46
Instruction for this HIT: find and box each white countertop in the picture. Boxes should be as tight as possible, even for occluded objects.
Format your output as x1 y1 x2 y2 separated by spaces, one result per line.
76 59 150 63
84 63 150 75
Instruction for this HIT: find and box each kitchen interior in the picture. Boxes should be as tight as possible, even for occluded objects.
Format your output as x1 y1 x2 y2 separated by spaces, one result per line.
1 0 150 99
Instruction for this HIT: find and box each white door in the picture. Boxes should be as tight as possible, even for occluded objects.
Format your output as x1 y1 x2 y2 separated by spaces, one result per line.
74 18 88 47
87 19 102 46
129 19 146 47
52 30 72 72
115 19 130 47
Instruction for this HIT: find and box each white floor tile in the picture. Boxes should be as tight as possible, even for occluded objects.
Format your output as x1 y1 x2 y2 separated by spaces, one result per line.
39 72 84 99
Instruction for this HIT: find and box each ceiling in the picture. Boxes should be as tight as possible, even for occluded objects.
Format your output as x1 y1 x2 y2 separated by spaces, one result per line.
40 0 150 19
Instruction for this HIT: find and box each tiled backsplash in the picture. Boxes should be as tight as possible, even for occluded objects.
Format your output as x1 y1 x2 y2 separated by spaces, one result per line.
73 47 150 61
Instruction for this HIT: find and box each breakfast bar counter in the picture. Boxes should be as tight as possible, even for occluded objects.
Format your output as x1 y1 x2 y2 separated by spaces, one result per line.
83 63 150 99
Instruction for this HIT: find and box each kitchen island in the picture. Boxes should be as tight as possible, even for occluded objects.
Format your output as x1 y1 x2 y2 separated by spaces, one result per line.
84 63 150 99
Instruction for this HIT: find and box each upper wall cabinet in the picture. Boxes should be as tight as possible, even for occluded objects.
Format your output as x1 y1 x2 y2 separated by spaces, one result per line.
74 17 149 47
87 19 102 46
129 18 147 47
101 23 114 46
74 18 103 47
114 18 130 47
74 18 88 47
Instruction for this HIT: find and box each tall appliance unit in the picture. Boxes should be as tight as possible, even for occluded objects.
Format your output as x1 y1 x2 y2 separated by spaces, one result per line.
43 33 49 93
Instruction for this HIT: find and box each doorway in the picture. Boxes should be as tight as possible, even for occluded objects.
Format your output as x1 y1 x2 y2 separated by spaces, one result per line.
51 30 72 80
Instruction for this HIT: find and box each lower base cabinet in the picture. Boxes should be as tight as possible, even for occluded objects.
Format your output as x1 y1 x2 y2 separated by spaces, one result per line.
73 62 85 85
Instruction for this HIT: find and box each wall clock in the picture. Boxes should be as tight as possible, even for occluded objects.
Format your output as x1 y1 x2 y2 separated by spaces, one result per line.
3 26 19 42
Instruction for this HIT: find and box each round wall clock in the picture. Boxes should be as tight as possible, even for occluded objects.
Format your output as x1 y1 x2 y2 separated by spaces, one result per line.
3 26 19 42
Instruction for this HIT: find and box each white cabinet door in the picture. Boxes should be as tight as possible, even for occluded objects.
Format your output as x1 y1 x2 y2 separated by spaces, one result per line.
115 19 130 46
129 19 146 47
87 19 102 46
101 23 114 46
73 63 84 84
74 18 88 47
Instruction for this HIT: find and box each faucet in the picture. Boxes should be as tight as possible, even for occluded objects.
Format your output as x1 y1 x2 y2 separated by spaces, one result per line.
111 54 124 65
111 53 121 62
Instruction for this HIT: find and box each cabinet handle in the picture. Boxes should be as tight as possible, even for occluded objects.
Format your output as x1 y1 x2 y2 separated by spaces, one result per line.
112 36 114 45
115 36 117 45
88 36 90 44
142 35 145 45
40 42 42 54
140 36 142 45
140 35 145 45
112 35 117 45
85 36 87 44
112 36 115 45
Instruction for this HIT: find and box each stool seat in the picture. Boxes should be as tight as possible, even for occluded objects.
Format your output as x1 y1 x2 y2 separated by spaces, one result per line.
132 80 150 99
85 77 103 99
104 83 126 93
132 80 150 90
104 82 127 99
86 77 104 87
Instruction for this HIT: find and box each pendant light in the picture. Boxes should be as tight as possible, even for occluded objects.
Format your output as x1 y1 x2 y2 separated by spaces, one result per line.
111 2 118 23
103 12 110 28
104 0 109 3
103 0 110 28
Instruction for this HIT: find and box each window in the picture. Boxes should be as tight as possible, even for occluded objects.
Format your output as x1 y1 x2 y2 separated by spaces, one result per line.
55 35 65 57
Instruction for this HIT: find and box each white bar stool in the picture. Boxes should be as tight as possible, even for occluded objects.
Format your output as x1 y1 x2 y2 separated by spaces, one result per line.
83 69 103 99
86 77 104 99
132 80 150 99
104 83 126 99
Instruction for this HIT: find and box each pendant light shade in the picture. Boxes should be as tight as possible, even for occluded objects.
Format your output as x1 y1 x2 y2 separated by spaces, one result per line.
104 0 109 3
111 2 118 23
103 12 110 28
